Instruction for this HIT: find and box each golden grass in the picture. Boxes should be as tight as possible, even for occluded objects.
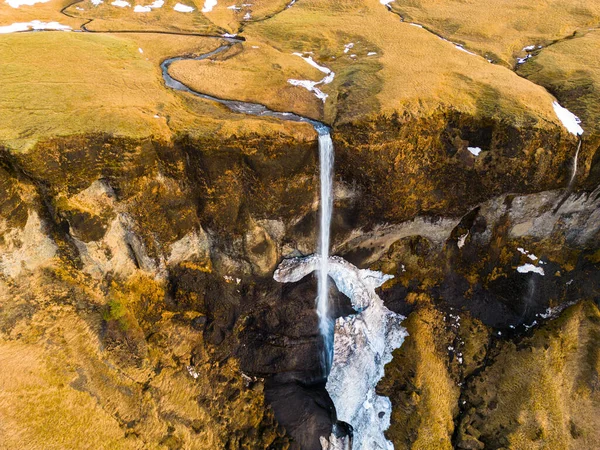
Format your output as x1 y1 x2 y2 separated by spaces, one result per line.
0 31 315 151
468 301 600 449
380 306 458 449
0 272 284 449
0 311 146 449
390 0 600 65
0 32 174 150
169 39 326 120
174 0 569 129
518 30 600 135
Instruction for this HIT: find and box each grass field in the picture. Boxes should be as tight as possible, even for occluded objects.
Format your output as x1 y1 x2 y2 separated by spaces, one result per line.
518 30 600 135
0 31 314 151
172 0 567 129
389 0 600 66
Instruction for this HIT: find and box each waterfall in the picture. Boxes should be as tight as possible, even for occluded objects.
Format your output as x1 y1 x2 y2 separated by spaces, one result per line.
553 138 583 214
568 139 582 188
318 130 335 371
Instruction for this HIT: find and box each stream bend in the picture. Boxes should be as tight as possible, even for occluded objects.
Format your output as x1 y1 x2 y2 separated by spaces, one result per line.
160 41 330 135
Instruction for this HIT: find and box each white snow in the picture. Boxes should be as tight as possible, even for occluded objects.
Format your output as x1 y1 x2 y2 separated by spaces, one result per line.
0 20 71 33
111 0 130 6
201 0 216 12
186 365 200 379
288 52 335 103
275 255 407 450
344 43 354 54
292 52 332 74
517 54 531 64
380 0 394 4
287 79 328 101
517 263 545 276
243 11 251 19
174 2 194 11
149 0 163 7
410 23 423 28
227 4 240 9
467 146 481 156
523 45 535 51
134 4 151 11
367 52 377 56
552 101 584 135
5 0 49 8
138 47 143 53
91 0 103 5
517 247 538 260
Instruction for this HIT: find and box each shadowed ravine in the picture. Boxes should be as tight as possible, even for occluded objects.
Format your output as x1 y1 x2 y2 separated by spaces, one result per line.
160 37 404 450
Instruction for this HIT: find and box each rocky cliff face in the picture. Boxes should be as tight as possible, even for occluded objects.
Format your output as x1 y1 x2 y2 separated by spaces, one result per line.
0 105 598 448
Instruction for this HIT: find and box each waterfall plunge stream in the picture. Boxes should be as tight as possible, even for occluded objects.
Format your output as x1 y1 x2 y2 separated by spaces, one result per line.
318 132 335 371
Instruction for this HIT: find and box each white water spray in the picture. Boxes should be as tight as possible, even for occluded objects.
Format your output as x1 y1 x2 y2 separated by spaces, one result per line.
568 139 582 188
318 131 335 371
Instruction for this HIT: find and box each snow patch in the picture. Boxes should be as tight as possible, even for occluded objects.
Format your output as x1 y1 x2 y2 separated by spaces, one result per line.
287 79 328 101
517 263 545 276
174 2 194 11
201 0 216 12
5 0 49 8
517 247 538 261
288 52 335 103
134 4 151 11
367 52 377 56
552 101 584 135
467 146 481 156
344 43 354 54
292 52 332 74
0 20 71 33
111 0 130 6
